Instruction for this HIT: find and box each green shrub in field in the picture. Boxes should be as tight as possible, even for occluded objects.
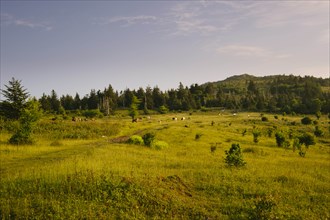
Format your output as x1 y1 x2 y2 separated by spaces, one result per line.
142 133 155 147
301 116 312 125
298 133 315 148
9 100 42 145
151 140 169 150
195 133 203 140
261 116 268 122
267 128 273 137
250 195 277 220
9 128 34 145
158 105 169 114
252 129 261 143
127 135 144 145
225 143 246 167
314 126 324 137
275 132 286 147
242 128 247 136
82 109 103 119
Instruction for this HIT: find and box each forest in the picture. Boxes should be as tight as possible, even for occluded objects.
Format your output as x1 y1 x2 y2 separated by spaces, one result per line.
35 74 329 116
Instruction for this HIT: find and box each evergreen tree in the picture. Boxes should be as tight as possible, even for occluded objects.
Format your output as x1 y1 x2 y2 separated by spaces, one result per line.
39 93 51 112
0 77 29 119
50 90 61 113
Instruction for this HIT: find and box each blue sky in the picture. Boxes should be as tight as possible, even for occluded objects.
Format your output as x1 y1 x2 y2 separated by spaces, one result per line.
1 1 329 98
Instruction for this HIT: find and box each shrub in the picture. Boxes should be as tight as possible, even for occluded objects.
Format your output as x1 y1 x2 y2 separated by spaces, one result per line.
275 132 286 147
127 135 144 145
142 133 155 147
252 129 261 143
298 133 315 148
250 195 277 220
301 116 312 125
267 128 273 137
9 128 33 145
314 126 324 137
195 133 203 140
82 109 103 118
225 143 246 167
292 138 301 152
261 116 268 122
158 105 169 114
151 140 169 150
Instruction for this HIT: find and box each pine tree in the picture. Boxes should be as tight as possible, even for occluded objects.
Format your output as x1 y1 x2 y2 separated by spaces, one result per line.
0 77 29 119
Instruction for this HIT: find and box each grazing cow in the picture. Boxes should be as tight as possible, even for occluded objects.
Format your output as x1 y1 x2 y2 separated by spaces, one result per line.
132 118 138 123
72 117 81 122
232 113 237 116
172 117 177 121
181 117 185 121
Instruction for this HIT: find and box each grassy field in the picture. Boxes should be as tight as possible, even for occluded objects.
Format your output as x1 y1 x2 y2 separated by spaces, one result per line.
0 111 329 219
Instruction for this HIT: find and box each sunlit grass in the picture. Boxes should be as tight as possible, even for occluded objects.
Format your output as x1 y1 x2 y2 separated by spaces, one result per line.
0 111 329 219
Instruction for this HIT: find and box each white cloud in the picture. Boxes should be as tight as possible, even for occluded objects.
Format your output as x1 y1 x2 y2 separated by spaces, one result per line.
217 45 270 57
216 44 293 60
95 15 157 27
0 13 53 31
217 1 329 29
167 2 218 36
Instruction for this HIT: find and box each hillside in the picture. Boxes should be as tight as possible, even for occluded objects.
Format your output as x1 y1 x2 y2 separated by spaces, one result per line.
204 74 329 93
199 74 330 113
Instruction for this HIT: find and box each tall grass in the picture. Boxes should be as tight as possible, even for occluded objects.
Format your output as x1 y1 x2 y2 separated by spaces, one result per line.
0 112 329 219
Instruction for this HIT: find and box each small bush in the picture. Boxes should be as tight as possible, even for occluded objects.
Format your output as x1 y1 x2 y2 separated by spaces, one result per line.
158 105 169 114
142 133 155 147
127 135 144 145
301 116 312 125
9 129 33 145
314 126 324 137
82 109 103 119
151 140 169 150
261 116 268 122
252 129 261 143
225 143 246 167
250 195 277 219
275 132 286 147
267 128 273 137
195 133 203 140
298 133 315 148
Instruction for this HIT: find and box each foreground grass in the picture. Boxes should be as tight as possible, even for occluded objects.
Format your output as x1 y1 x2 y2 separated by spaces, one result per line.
0 112 329 219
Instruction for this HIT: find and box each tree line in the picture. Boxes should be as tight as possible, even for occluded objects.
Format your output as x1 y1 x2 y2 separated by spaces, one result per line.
38 75 329 115
1 74 330 120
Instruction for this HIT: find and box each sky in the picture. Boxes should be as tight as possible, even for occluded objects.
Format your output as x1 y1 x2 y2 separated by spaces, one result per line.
1 1 329 99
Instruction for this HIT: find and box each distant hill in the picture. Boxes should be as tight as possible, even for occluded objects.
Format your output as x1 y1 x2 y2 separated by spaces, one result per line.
202 74 329 93
197 74 329 113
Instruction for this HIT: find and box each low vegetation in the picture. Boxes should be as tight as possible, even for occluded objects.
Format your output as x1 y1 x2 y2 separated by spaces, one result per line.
1 111 329 219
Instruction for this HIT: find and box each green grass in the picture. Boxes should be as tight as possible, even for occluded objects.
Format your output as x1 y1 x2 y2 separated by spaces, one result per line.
0 112 329 219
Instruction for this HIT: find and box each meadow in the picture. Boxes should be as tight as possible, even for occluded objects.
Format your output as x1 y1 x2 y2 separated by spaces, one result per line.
0 111 329 219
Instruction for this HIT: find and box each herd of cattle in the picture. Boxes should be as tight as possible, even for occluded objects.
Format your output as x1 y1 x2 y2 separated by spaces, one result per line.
68 113 239 123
